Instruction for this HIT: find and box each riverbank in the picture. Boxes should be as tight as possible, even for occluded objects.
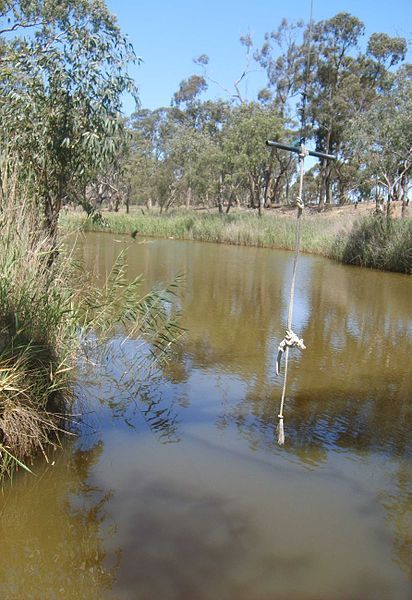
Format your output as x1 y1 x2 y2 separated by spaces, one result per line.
60 206 412 274
0 187 181 480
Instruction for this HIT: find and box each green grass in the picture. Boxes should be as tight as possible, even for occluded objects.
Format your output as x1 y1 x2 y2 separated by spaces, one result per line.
60 208 411 274
60 210 340 256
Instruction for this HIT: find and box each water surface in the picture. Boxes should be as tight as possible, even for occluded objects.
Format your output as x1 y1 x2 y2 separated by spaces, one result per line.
1 233 411 599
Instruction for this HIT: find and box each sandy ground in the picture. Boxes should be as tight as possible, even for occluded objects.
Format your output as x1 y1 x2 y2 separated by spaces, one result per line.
265 201 409 220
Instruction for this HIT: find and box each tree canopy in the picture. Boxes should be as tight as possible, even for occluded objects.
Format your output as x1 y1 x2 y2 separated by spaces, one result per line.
0 0 138 235
119 12 410 214
1 6 410 218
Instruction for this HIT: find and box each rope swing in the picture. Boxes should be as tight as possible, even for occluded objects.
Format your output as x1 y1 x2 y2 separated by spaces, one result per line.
275 147 307 445
265 141 335 445
265 0 337 446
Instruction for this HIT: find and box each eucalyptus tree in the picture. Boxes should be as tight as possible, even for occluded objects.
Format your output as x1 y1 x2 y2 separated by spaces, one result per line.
152 94 231 211
126 108 174 209
0 0 137 240
347 69 412 216
254 12 408 207
223 102 286 213
254 18 306 117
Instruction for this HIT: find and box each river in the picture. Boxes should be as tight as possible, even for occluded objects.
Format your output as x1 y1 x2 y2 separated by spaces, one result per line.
1 232 411 599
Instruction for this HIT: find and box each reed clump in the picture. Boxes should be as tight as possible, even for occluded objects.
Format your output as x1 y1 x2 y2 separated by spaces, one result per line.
0 174 181 479
332 215 412 274
60 210 338 256
0 183 78 476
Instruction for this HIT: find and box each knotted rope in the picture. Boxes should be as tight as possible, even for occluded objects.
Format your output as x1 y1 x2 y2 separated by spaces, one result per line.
276 147 307 445
276 329 306 376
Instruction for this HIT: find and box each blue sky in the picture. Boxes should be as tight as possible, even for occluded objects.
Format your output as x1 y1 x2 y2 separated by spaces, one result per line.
106 0 411 114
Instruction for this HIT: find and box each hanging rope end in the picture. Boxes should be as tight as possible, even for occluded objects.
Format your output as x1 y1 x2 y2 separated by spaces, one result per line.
277 415 285 445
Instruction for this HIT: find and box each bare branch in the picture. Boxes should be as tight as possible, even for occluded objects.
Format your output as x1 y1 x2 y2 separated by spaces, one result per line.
0 20 45 35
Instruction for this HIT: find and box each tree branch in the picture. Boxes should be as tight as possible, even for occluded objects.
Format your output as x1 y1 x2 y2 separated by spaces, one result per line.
0 20 45 35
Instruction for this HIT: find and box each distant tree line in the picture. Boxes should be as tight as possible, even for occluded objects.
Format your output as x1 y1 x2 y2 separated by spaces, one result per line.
121 12 410 216
0 6 410 226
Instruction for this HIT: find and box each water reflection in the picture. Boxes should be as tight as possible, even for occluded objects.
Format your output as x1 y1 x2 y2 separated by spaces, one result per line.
93 429 411 599
0 441 118 600
78 336 182 444
71 233 412 595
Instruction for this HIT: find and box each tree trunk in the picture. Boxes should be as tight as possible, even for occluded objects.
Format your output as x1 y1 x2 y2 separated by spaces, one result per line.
125 185 130 214
217 173 224 214
400 172 409 218
325 162 332 206
186 185 192 209
386 188 392 218
318 160 326 210
225 194 232 214
248 174 256 208
258 179 263 217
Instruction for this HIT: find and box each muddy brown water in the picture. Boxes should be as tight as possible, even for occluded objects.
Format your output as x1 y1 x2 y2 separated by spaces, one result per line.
1 232 411 600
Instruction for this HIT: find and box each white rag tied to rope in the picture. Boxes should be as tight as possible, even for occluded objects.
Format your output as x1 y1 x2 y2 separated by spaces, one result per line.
276 329 306 376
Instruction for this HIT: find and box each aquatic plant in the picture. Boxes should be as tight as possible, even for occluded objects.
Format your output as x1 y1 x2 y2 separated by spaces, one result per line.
0 171 182 479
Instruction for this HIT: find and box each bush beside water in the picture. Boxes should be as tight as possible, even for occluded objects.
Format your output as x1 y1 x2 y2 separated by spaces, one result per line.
332 215 412 274
0 185 181 479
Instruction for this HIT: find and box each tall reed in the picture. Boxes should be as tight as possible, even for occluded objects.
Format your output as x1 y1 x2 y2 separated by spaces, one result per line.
60 210 339 256
0 169 182 479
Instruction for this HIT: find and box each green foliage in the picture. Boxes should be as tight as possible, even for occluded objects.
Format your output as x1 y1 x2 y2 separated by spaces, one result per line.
0 0 138 235
0 167 182 479
346 69 412 203
114 12 409 215
173 75 208 106
333 216 412 273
